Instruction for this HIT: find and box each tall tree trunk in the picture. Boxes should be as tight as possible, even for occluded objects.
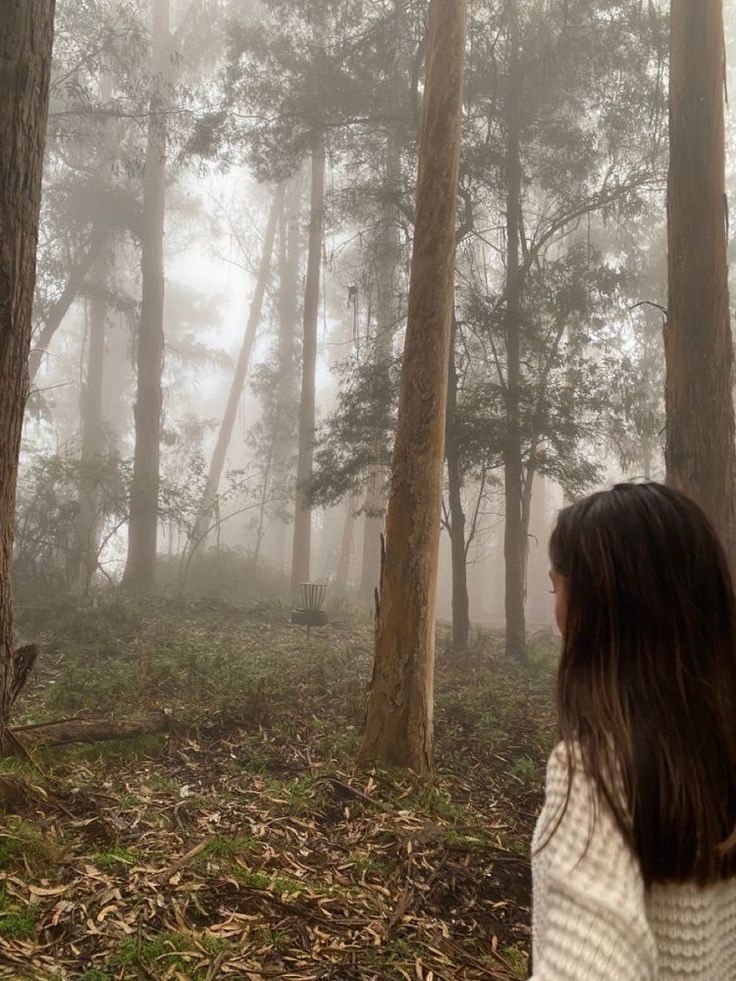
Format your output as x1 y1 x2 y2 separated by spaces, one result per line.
446 312 470 652
290 142 326 595
525 473 552 625
252 445 274 568
192 186 283 548
503 6 526 662
359 159 401 604
76 69 113 593
357 0 466 774
76 259 108 592
270 178 302 575
665 0 736 561
123 0 170 590
28 233 101 383
336 495 360 596
0 0 56 734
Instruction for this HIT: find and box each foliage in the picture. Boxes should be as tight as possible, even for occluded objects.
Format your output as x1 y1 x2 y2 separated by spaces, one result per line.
14 451 132 588
310 354 398 506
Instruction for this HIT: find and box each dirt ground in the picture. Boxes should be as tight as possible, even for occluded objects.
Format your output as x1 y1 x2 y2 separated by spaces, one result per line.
0 597 558 979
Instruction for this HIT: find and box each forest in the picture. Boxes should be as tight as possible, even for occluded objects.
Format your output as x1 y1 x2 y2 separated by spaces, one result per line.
0 0 734 977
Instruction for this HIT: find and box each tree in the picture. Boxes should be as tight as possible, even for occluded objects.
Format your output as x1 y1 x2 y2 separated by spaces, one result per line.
29 0 147 386
291 141 326 594
75 258 109 592
192 185 283 550
269 178 303 573
665 0 736 560
123 0 171 589
0 0 56 736
359 190 401 602
224 0 421 590
358 0 466 774
461 0 665 659
445 312 471 651
503 1 526 662
75 69 115 592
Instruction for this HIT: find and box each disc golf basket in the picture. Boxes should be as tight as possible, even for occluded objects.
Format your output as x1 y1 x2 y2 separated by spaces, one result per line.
291 582 329 635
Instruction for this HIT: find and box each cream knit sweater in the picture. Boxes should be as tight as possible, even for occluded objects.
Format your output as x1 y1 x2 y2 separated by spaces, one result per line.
530 743 736 980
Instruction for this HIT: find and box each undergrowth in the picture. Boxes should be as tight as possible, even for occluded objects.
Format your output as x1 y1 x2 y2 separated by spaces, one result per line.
6 590 559 979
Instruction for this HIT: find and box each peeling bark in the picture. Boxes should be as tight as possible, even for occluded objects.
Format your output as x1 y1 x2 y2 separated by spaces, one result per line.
360 157 401 603
358 0 466 774
0 1 56 731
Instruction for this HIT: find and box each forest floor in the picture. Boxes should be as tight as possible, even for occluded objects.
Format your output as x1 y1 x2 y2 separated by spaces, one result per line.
0 593 558 980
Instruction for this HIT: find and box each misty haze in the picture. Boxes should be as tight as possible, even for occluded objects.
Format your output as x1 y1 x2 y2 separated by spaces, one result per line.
1 1 735 978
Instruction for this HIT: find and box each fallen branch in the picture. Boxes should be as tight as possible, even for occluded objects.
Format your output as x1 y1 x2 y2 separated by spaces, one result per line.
155 838 212 883
4 709 171 755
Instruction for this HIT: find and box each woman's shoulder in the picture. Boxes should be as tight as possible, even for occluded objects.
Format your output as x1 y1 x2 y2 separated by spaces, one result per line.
543 740 586 799
537 740 638 881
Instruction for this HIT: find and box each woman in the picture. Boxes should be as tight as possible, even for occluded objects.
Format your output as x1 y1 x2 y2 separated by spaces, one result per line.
531 482 736 980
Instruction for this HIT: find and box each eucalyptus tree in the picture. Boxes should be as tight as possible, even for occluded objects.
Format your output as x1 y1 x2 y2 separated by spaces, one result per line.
665 0 736 563
123 0 237 588
224 0 420 593
0 0 56 736
310 0 666 657
122 0 172 590
357 0 466 774
31 0 147 385
462 0 666 659
191 185 284 552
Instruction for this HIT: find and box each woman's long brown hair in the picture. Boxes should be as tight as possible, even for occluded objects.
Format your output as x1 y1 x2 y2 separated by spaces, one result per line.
548 482 736 887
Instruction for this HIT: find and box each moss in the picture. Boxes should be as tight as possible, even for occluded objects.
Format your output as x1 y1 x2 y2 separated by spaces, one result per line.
231 867 271 889
94 847 138 871
501 943 529 978
0 889 39 941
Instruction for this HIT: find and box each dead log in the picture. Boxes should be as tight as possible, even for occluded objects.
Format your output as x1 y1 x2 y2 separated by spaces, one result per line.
4 709 171 755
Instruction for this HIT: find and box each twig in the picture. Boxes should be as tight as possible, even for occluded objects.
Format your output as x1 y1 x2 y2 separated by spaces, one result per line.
155 838 212 883
205 947 229 981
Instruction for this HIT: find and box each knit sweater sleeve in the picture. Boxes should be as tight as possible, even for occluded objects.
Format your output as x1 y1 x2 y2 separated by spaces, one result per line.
530 743 658 981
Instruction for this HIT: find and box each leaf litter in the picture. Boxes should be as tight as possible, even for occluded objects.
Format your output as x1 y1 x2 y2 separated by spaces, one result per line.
2 600 557 979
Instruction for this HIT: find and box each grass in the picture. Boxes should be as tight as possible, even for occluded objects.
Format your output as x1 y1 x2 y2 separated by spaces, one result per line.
231 868 271 889
0 816 63 872
199 834 259 864
94 846 138 871
0 888 39 941
502 942 529 977
8 591 560 976
349 852 397 880
263 775 327 816
115 929 234 975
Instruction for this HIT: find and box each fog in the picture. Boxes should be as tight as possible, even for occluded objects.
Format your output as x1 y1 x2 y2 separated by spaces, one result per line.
27 0 729 633
7 0 736 974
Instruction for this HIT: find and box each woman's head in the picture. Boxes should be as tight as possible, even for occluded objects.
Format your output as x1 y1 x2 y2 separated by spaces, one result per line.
548 481 736 885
